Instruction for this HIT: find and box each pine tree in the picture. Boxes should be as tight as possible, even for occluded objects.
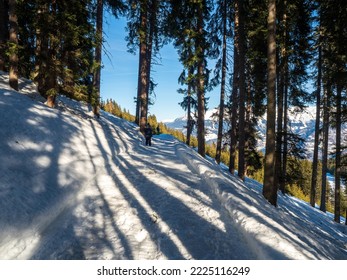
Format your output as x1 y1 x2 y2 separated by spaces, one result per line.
92 0 103 117
209 0 231 164
167 0 212 157
310 19 322 207
244 0 267 176
275 0 287 193
178 67 197 146
127 0 164 131
21 1 96 106
274 0 313 194
91 0 124 112
228 0 240 175
236 0 246 180
334 84 342 222
8 0 18 91
263 0 277 206
0 0 8 71
317 0 347 217
320 85 330 212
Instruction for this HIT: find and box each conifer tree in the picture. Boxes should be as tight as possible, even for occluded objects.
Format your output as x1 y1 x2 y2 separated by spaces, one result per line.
209 0 231 164
275 0 313 194
316 0 347 216
320 84 331 212
92 0 103 117
236 0 246 180
228 2 239 176
335 84 342 222
310 20 322 207
178 67 197 146
127 0 164 131
0 0 8 71
8 0 18 91
263 0 277 206
167 0 212 157
92 0 124 115
195 0 207 157
23 0 96 106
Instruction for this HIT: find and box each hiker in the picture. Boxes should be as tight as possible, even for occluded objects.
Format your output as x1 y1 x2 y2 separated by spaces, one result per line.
144 123 153 146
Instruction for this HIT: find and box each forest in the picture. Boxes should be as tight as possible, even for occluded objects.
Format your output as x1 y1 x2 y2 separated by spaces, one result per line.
0 0 346 223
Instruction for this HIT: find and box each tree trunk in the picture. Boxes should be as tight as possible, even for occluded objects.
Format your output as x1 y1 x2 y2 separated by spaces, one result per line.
196 3 205 157
135 44 142 125
229 0 239 175
144 0 156 121
0 0 9 71
138 1 149 132
310 38 322 207
281 75 288 193
275 2 287 193
216 0 227 164
237 0 246 181
263 0 277 206
45 1 58 108
186 67 193 146
275 74 283 192
8 0 18 91
93 0 103 117
334 85 342 223
320 85 330 213
35 2 49 95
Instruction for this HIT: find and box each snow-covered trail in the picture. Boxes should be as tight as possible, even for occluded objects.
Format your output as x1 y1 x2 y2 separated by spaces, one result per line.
83 114 257 260
31 112 256 260
1 83 346 260
0 88 254 259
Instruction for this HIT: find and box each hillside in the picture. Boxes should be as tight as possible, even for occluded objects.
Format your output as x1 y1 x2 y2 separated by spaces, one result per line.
0 73 346 260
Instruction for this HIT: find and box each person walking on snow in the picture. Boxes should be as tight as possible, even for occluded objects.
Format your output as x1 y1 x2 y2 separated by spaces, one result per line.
144 123 153 146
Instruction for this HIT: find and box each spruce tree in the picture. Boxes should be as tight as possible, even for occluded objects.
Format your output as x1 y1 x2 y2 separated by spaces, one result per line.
178 67 197 146
263 0 277 206
8 0 18 91
93 0 103 117
236 0 246 180
167 0 212 157
275 0 313 194
228 1 239 175
127 0 165 131
310 19 322 207
0 0 8 71
209 0 232 164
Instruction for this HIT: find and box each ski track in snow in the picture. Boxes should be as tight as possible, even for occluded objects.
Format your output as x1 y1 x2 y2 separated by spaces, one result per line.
0 75 346 260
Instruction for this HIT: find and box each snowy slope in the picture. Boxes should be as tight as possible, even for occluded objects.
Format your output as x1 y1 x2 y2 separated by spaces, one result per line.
0 74 346 260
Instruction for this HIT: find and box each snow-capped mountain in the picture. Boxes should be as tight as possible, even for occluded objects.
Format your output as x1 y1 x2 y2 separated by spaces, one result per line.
164 109 221 143
164 106 347 159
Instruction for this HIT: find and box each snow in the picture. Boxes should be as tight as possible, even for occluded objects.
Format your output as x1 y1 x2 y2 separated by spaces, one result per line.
0 73 346 260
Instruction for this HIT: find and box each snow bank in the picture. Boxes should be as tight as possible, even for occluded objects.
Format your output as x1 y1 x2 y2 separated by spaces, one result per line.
176 144 347 259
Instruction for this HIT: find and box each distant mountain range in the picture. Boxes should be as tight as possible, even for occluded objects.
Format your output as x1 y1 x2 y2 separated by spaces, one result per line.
164 106 347 159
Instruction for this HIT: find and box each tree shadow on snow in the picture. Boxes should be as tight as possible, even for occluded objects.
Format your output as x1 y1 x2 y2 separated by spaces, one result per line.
94 118 262 259
0 89 87 259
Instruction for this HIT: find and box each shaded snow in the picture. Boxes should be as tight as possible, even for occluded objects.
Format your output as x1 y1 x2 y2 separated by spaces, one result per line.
0 73 346 260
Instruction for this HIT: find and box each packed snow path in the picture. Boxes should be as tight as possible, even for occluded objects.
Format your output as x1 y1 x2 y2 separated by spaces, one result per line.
1 82 346 260
41 116 256 259
0 88 254 259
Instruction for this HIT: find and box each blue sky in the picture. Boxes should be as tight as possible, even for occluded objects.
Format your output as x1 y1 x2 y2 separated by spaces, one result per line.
100 12 220 122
